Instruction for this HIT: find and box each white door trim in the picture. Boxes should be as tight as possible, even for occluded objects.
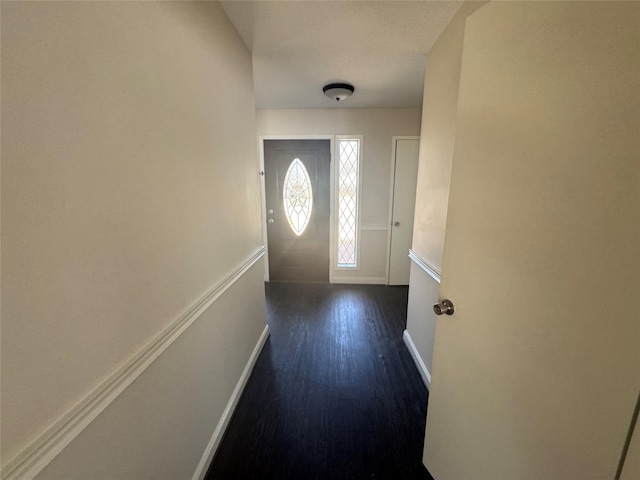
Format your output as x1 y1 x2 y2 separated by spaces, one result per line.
258 135 335 283
386 136 420 284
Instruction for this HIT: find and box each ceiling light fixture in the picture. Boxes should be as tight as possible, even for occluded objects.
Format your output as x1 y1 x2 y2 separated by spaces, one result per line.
323 83 354 102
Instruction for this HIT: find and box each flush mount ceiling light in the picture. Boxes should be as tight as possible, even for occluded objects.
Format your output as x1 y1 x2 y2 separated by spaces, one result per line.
323 83 354 102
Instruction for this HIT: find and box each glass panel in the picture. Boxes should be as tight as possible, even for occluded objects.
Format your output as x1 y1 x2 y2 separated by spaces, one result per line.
283 158 313 236
338 140 359 266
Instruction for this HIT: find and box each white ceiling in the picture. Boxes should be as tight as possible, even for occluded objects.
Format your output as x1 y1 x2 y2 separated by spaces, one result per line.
220 0 463 109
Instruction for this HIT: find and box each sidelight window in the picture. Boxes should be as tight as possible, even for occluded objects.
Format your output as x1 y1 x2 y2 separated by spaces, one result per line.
336 137 362 268
283 158 313 236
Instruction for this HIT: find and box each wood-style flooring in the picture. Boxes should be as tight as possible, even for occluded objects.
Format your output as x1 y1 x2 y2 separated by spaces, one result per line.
206 283 433 480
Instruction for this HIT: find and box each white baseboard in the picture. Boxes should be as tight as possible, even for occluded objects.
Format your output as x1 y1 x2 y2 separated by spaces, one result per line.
403 329 431 389
192 324 270 480
332 276 386 285
2 247 266 480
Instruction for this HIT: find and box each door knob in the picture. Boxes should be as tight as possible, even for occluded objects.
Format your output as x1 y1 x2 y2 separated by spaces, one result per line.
433 299 454 316
394 221 400 227
268 219 274 224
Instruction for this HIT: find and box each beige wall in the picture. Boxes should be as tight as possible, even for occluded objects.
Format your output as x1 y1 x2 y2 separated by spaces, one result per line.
424 1 639 477
33 263 266 480
411 1 485 272
405 1 485 386
256 108 421 282
1 1 266 478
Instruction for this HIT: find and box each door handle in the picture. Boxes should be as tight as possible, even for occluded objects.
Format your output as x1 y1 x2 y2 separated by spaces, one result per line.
433 299 454 316
268 219 274 224
394 221 400 226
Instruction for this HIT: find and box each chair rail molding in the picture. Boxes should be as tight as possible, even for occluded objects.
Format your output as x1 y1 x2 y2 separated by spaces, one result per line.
360 224 389 231
332 276 386 285
408 249 441 284
2 247 266 480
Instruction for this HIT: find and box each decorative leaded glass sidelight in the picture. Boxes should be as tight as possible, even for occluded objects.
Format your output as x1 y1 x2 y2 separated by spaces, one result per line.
337 139 360 267
283 158 313 236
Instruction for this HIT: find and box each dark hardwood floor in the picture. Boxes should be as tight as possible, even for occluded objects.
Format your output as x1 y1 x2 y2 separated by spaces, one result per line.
206 283 433 480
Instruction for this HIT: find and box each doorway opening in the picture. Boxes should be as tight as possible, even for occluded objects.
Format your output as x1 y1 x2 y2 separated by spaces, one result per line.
387 137 420 285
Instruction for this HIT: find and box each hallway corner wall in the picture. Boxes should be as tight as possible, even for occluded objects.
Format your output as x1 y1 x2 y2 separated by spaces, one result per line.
1 2 266 478
405 0 486 408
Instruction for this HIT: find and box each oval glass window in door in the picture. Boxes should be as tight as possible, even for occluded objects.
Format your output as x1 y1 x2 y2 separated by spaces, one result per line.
283 158 313 236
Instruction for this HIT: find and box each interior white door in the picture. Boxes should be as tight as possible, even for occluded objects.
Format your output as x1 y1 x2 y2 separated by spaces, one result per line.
423 3 640 479
388 138 420 285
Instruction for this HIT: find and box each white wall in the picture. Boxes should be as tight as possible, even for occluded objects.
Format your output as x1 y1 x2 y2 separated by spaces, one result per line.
256 108 421 283
405 1 485 386
34 263 266 480
404 261 439 387
1 2 266 478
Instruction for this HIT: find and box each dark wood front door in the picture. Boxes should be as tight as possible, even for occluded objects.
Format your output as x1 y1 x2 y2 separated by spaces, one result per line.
265 140 330 282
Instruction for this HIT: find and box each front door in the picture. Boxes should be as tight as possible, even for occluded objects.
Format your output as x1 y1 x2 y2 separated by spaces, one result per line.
264 140 330 282
423 3 639 479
